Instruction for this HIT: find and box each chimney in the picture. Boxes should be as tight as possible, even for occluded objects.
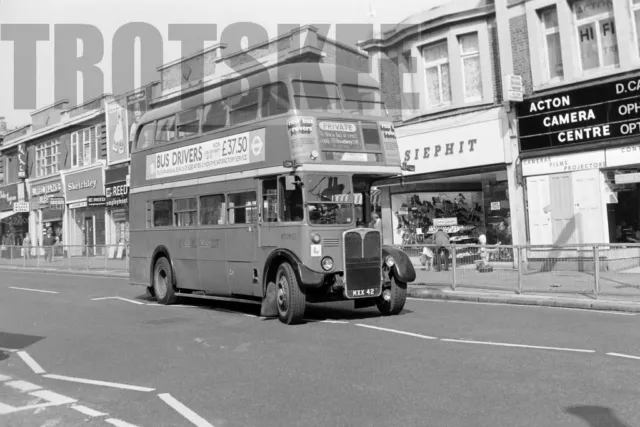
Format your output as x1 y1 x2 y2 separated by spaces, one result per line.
0 117 6 134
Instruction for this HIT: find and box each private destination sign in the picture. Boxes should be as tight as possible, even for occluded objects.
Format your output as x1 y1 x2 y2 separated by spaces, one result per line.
516 76 640 152
146 128 266 180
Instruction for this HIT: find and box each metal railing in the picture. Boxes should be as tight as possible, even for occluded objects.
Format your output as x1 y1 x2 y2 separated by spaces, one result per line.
0 244 130 273
401 243 640 300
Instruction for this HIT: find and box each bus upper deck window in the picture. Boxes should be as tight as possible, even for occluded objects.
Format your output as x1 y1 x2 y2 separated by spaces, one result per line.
156 116 176 144
202 100 227 133
229 89 259 126
292 80 341 113
342 84 386 116
137 122 156 150
261 83 290 118
176 108 200 139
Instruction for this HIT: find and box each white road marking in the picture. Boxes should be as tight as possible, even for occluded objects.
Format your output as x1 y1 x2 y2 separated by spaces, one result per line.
355 324 438 340
0 347 17 352
42 374 155 392
71 404 108 417
606 352 640 360
91 297 145 305
9 286 59 294
440 338 595 353
0 374 12 382
145 303 198 308
306 319 350 324
406 297 637 315
0 402 16 414
158 392 216 427
29 390 76 405
105 418 141 427
17 351 46 374
5 380 41 392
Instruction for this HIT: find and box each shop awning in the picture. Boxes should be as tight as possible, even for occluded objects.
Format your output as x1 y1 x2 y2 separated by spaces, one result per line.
0 211 16 221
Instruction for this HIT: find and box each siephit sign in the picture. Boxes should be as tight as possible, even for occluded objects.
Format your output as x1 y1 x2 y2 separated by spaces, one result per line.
516 75 640 152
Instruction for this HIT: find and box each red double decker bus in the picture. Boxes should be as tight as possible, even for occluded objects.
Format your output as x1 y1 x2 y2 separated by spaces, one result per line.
129 63 416 324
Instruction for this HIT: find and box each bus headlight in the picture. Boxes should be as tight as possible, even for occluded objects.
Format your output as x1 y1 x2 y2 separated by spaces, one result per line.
385 256 395 268
310 150 319 160
321 257 334 271
311 233 321 244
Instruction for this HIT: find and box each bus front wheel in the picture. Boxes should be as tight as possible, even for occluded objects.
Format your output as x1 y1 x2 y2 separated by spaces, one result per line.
376 276 407 316
275 263 306 325
153 257 177 305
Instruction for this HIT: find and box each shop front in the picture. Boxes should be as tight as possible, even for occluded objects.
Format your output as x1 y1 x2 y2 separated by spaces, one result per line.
517 74 640 246
63 165 106 257
378 107 516 253
0 182 29 258
105 165 129 258
27 176 64 248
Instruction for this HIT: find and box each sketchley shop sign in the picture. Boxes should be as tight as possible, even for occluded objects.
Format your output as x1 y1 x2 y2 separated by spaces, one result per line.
517 76 640 152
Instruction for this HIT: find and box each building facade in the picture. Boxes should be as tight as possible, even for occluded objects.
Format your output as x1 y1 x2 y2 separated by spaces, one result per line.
361 0 527 251
500 0 640 246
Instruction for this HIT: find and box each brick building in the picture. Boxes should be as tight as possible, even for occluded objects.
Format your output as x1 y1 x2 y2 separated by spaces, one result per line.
497 0 640 247
361 0 527 252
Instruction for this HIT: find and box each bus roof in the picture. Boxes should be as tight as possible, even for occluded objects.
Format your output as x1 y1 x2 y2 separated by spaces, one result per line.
138 63 381 126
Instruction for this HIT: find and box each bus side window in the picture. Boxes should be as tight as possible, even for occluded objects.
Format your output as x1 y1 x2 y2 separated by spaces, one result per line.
174 198 197 227
153 200 173 227
200 194 225 225
228 191 257 224
279 177 303 222
261 83 290 118
262 179 278 222
202 100 227 133
156 116 176 144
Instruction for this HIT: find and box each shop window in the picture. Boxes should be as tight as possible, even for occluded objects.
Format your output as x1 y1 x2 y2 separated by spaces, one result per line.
137 122 156 150
292 80 342 113
4 154 17 184
156 116 176 144
202 100 227 134
261 83 290 118
422 41 451 107
174 197 197 227
200 194 225 225
572 0 618 72
539 6 564 81
176 108 200 140
35 139 60 178
262 179 278 222
634 0 640 56
227 191 257 224
229 89 259 126
153 200 173 227
458 33 483 102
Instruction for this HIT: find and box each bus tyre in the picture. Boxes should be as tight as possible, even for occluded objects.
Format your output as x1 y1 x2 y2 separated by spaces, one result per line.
376 276 407 316
275 263 306 325
153 257 177 305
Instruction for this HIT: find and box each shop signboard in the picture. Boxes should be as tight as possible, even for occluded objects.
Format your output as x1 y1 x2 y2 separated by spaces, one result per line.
317 120 362 151
17 144 27 179
49 197 65 211
65 166 105 202
521 150 605 176
105 182 129 208
614 173 640 184
398 118 505 175
517 75 640 152
0 184 19 211
12 202 29 213
87 196 107 207
433 218 458 227
30 179 63 210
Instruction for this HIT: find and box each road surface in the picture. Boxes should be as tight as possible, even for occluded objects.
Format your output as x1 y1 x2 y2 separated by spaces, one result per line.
0 269 639 427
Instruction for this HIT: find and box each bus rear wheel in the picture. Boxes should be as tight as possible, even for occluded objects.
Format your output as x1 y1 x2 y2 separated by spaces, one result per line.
153 257 177 305
376 276 407 316
275 262 306 325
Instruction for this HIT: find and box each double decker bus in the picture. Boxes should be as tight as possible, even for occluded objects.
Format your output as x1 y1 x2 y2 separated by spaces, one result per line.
129 63 416 324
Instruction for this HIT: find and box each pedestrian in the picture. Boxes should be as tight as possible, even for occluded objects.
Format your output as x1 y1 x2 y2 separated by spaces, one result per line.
22 233 31 259
475 234 501 270
0 233 7 259
419 237 434 271
433 228 451 271
43 228 56 263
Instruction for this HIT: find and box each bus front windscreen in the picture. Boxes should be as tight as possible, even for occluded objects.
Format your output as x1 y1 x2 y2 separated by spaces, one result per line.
305 175 353 225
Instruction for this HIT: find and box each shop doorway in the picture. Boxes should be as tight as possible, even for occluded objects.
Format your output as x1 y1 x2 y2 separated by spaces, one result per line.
85 216 95 256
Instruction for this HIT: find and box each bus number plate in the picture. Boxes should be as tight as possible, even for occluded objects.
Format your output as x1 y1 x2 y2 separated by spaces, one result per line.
348 288 377 298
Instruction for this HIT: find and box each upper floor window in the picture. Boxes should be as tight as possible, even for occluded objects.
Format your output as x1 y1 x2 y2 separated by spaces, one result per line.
71 126 99 168
539 6 564 80
36 139 60 178
572 0 618 72
458 33 483 101
422 41 451 107
633 0 640 56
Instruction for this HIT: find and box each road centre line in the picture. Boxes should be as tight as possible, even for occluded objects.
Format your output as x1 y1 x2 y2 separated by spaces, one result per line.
9 286 59 294
159 393 216 427
606 352 640 360
17 351 46 374
91 297 145 305
42 374 155 392
71 404 108 417
355 324 438 340
440 338 595 353
406 297 637 315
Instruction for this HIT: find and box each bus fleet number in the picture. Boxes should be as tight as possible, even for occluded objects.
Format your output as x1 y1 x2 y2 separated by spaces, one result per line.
221 136 248 157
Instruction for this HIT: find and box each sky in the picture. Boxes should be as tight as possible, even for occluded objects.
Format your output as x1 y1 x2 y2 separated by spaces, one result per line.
0 0 431 128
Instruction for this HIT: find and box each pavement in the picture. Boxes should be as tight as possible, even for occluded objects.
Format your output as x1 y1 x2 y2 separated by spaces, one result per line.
0 269 640 426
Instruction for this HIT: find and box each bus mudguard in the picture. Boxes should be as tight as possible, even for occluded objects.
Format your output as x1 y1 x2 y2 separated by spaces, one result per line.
150 245 176 286
263 249 325 293
382 245 416 283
